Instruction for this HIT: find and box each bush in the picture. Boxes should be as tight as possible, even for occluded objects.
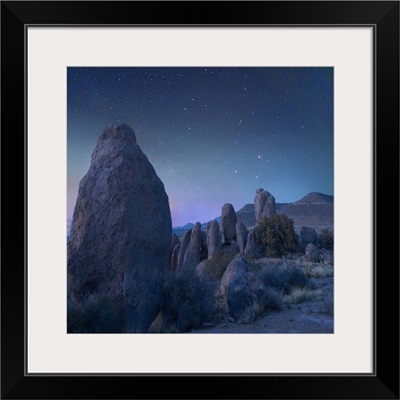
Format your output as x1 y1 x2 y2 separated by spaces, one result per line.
67 295 121 333
203 251 235 280
317 229 334 251
162 270 218 332
284 287 321 305
261 265 309 295
260 286 284 311
254 215 297 257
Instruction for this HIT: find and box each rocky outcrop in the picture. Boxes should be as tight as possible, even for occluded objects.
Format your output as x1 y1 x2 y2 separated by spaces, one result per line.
170 244 180 272
236 221 249 255
207 220 220 260
201 230 208 260
171 233 180 252
177 229 192 271
181 222 202 273
244 229 255 258
236 204 257 228
67 124 172 332
300 226 317 245
220 255 259 323
221 239 239 257
254 188 276 222
221 203 237 241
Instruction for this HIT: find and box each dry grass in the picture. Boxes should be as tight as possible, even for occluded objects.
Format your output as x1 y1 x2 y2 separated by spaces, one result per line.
311 265 334 278
284 287 323 305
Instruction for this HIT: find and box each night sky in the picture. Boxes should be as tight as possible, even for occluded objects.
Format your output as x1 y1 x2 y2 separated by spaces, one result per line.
68 67 333 229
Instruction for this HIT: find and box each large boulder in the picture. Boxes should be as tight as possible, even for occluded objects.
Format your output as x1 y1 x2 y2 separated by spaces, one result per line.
177 229 192 271
221 203 237 241
181 222 202 273
254 188 276 223
171 233 180 252
226 275 255 323
170 243 180 273
200 230 208 260
244 229 255 258
300 226 317 245
67 124 172 332
207 220 220 260
220 255 255 323
236 221 249 255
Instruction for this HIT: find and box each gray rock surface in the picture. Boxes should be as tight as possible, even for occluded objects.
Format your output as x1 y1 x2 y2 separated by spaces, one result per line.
220 255 255 323
221 203 237 241
254 188 276 222
207 220 220 260
195 260 207 279
181 222 202 273
300 226 317 245
170 243 180 272
177 229 192 271
220 254 249 298
236 221 249 255
67 124 172 332
226 274 255 323
200 230 208 260
221 240 240 257
244 229 255 258
171 233 180 252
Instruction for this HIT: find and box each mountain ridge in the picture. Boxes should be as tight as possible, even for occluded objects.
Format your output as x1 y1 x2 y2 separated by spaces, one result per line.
173 192 333 232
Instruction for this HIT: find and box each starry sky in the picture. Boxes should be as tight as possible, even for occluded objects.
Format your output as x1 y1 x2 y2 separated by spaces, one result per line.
68 67 333 229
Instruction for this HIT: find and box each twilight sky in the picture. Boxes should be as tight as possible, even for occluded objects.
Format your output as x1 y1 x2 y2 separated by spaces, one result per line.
68 67 333 228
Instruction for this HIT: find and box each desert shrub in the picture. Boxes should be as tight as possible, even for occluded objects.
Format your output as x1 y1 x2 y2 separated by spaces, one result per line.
67 295 121 333
162 270 218 332
317 229 334 251
284 287 321 305
260 286 284 311
312 265 334 278
261 265 309 295
254 215 297 257
204 251 236 280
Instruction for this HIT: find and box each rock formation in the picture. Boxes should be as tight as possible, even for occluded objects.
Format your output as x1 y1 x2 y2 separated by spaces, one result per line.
177 229 192 271
220 255 258 323
254 188 276 223
207 220 220 260
200 230 208 260
67 124 172 333
300 226 317 245
171 233 180 252
244 229 255 258
221 203 237 241
170 244 180 272
181 222 202 273
236 221 249 255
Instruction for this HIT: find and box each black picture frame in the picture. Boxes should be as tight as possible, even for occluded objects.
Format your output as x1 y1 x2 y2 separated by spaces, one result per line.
2 1 399 399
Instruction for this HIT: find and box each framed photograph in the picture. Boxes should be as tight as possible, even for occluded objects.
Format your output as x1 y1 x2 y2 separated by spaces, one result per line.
2 1 399 398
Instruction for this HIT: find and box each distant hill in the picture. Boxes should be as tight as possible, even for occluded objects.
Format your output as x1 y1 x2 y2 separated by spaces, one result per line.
295 192 333 205
174 222 195 230
172 192 333 239
236 193 333 233
278 192 333 233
